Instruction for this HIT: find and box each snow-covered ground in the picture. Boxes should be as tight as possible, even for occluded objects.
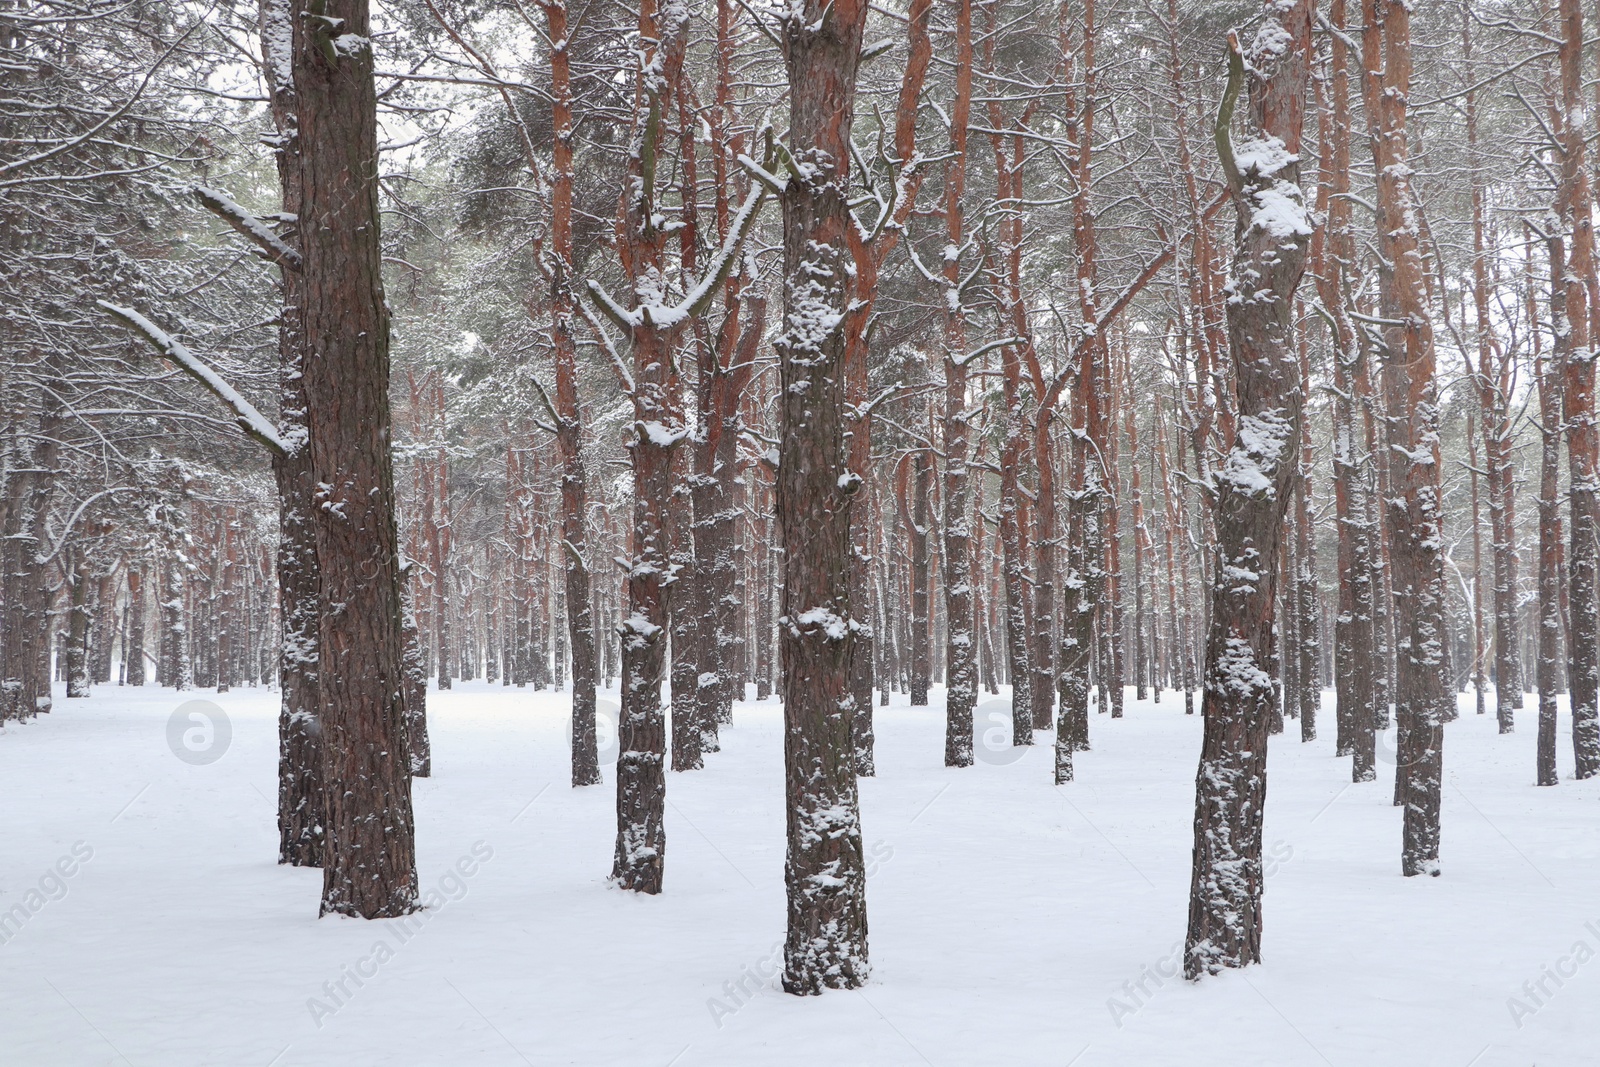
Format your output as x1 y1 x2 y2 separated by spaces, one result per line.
1 680 1595 1066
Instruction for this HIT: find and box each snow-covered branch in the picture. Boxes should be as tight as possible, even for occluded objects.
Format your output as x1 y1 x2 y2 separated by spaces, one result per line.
97 301 288 457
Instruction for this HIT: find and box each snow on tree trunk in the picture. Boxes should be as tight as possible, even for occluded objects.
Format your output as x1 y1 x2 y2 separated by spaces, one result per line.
775 0 872 995
1185 0 1313 978
1368 0 1445 876
293 0 420 918
0 380 59 721
1554 0 1600 779
940 0 976 768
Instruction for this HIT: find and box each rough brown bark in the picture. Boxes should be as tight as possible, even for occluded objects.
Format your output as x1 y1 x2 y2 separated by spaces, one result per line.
1185 0 1312 977
941 0 977 767
1369 0 1445 875
257 0 326 869
294 0 419 917
535 6 602 780
0 377 59 721
1555 0 1600 778
776 0 872 994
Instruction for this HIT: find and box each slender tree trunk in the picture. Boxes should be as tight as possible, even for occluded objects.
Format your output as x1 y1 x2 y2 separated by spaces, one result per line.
65 548 90 698
1556 0 1600 777
1537 301 1564 787
941 0 976 765
540 0 600 789
125 565 146 687
1369 0 1445 875
908 452 932 706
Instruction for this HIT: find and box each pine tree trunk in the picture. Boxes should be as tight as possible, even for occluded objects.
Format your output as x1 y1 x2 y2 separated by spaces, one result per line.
401 576 431 778
293 0 419 917
259 0 325 869
940 0 976 765
536 0 601 782
125 565 146 687
669 461 704 773
908 451 932 707
65 549 90 698
1185 0 1312 977
1556 0 1600 778
607 0 689 895
1370 0 1445 875
776 0 872 993
1537 325 1564 787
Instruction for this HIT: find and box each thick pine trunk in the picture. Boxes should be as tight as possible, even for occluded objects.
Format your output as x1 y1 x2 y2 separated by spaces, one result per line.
776 0 872 994
293 0 419 918
607 0 688 895
1185 0 1312 977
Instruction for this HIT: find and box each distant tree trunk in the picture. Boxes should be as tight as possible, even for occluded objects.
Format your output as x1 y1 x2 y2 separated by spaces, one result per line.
1185 0 1312 978
65 548 91 698
1537 299 1564 788
1321 0 1375 766
159 508 193 691
1294 331 1319 740
401 574 431 777
1057 380 1099 782
669 460 704 773
215 514 233 693
1467 415 1488 718
91 567 116 685
293 0 419 917
1127 380 1150 703
776 0 872 995
1463 16 1521 726
433 377 453 692
125 565 146 687
908 451 932 706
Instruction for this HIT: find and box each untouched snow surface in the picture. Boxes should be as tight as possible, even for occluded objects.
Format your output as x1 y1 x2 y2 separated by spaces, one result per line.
2 681 1596 1066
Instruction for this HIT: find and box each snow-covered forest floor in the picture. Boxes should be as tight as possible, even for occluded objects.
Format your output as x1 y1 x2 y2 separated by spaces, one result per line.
1 682 1595 1066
